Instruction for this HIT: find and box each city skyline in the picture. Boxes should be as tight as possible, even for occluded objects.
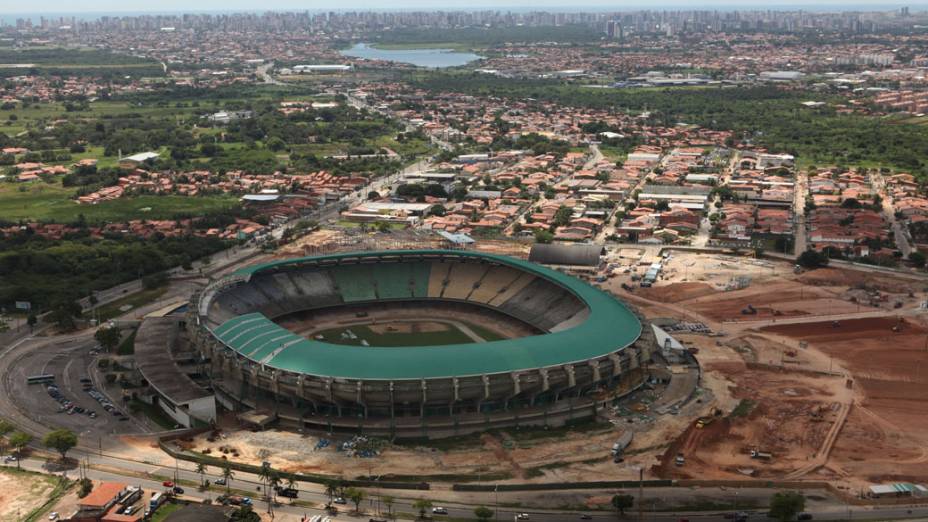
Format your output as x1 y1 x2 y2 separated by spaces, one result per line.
1 0 925 16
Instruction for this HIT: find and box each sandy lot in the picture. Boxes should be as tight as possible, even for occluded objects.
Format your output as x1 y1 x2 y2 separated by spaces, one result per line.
0 468 59 521
762 316 928 486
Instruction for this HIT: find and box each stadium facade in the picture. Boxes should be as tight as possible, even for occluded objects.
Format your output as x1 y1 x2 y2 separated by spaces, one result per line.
189 250 652 438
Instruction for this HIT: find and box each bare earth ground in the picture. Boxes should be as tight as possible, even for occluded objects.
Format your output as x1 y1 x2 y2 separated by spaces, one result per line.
761 317 928 488
605 252 927 487
0 467 58 520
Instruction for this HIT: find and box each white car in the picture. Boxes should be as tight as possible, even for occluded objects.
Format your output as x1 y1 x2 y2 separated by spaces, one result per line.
432 507 449 515
516 514 530 521
48 513 59 521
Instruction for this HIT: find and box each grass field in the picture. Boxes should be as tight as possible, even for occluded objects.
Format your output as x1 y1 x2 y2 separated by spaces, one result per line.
86 286 169 322
0 181 238 223
315 320 505 347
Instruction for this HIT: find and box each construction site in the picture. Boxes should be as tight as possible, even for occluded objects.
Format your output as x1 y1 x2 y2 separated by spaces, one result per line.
102 245 924 505
606 250 928 490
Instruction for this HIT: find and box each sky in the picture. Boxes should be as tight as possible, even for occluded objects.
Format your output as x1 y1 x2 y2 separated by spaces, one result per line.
1 0 926 15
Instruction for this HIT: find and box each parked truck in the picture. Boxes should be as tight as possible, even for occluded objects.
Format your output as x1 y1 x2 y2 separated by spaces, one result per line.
611 431 634 462
750 449 773 461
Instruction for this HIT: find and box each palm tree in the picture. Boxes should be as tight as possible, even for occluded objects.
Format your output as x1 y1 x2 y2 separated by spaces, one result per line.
323 479 339 505
345 487 365 515
413 498 432 520
381 495 395 521
221 463 234 494
286 476 297 493
195 462 207 487
267 471 282 514
258 462 272 499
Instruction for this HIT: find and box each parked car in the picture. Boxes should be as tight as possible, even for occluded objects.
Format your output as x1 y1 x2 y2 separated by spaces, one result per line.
173 486 185 495
432 507 448 515
214 478 227 485
333 497 347 505
516 514 530 521
47 513 59 521
162 481 174 488
797 514 813 521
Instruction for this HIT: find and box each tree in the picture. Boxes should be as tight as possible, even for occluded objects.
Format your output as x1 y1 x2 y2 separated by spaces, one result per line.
195 462 208 487
94 326 121 353
268 471 281 511
0 420 13 458
768 491 806 522
909 251 926 268
612 493 634 516
796 250 828 269
258 461 272 495
229 505 261 522
345 487 365 514
9 431 32 468
50 300 81 331
474 506 494 521
43 429 78 460
222 463 235 493
534 229 554 244
381 495 395 521
323 479 340 505
413 498 433 519
26 314 37 332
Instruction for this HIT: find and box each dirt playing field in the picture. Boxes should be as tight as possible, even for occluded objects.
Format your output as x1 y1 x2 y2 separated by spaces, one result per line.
0 468 59 521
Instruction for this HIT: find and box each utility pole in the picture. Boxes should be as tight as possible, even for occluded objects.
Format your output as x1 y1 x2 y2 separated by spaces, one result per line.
638 467 644 522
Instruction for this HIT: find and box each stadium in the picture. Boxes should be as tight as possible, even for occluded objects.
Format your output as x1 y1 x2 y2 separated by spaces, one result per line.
190 250 651 438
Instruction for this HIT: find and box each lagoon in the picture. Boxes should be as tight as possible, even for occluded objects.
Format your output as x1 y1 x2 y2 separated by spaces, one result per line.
340 43 480 68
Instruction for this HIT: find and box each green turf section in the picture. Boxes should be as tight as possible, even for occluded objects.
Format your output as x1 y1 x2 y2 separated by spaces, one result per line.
0 182 238 223
314 320 504 347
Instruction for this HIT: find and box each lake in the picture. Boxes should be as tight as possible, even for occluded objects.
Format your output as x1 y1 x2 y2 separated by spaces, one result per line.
340 43 481 68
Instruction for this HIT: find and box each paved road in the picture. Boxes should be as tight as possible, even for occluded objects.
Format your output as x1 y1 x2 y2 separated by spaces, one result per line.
793 170 809 254
257 61 283 85
872 172 913 258
13 454 928 522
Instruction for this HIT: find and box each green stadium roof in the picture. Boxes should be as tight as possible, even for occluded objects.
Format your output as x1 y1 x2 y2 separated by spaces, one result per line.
210 250 641 380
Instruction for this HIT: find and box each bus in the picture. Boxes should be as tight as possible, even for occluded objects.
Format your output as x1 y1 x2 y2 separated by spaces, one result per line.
149 492 163 510
26 374 55 385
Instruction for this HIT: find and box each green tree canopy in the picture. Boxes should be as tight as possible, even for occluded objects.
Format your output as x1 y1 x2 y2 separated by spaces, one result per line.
43 429 78 460
769 491 806 522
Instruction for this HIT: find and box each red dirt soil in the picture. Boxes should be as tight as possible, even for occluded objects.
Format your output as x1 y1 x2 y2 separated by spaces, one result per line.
761 317 928 484
637 282 719 303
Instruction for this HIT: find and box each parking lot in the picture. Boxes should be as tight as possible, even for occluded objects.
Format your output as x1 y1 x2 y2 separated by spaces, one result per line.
4 338 139 437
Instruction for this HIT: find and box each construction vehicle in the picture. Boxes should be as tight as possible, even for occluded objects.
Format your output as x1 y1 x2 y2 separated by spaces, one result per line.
675 453 686 466
611 431 634 462
750 449 773 461
696 417 715 429
741 304 757 315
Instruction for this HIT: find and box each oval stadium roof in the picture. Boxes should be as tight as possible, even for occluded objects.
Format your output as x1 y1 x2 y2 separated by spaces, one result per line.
208 250 640 380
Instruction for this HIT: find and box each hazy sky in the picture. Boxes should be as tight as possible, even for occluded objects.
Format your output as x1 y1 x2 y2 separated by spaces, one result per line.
2 0 925 15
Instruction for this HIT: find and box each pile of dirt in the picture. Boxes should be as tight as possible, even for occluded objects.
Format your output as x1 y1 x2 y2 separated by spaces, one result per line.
797 267 915 294
637 282 718 303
